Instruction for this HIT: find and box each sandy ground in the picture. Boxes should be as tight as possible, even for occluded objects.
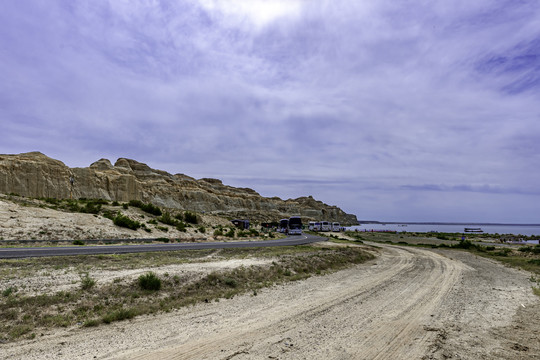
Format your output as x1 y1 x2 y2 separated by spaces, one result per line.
2 243 539 359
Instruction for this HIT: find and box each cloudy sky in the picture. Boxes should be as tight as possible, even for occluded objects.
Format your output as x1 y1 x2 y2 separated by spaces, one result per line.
1 1 539 223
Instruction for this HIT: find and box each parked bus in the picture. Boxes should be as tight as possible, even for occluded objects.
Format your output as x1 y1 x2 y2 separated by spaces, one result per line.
313 222 321 231
288 216 303 235
278 219 289 233
332 222 341 232
308 221 316 231
320 221 331 232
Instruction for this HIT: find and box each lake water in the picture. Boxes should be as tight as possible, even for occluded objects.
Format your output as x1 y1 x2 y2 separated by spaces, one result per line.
346 223 540 237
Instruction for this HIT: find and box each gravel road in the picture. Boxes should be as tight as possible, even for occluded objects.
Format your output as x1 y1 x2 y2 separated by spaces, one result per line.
2 243 539 359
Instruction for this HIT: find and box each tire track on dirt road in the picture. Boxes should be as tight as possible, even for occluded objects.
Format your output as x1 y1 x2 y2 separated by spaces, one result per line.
121 245 468 360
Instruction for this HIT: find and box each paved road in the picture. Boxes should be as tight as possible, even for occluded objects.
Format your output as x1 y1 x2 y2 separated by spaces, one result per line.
0 234 326 259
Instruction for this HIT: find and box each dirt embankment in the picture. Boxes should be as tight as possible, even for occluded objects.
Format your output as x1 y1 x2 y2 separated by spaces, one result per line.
2 243 538 359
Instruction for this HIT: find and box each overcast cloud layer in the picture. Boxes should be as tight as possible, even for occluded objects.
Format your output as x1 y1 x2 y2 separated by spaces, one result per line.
1 1 539 223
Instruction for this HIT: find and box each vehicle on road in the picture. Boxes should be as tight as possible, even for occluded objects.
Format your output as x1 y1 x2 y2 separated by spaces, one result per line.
321 221 331 232
278 219 289 233
308 221 316 231
288 216 303 235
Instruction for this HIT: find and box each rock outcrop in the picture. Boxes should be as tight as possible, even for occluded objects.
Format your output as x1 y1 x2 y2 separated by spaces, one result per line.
0 152 358 224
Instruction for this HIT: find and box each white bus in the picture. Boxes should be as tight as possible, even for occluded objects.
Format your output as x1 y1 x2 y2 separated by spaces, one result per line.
308 221 316 231
320 221 331 232
288 216 303 235
332 222 341 232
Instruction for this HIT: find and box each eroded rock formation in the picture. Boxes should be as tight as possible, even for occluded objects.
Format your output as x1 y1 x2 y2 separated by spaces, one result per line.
0 152 358 224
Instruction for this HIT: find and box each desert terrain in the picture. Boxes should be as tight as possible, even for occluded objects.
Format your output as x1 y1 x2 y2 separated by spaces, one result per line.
1 196 539 359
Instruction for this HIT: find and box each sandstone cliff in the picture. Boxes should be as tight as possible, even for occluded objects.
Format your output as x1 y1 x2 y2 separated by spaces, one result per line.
0 152 358 224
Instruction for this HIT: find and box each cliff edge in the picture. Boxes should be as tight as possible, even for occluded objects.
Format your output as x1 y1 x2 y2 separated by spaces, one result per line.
0 152 358 224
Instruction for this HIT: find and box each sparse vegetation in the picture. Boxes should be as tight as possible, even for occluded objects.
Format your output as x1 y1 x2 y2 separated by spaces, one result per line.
0 246 373 342
128 200 162 216
213 229 224 237
80 273 96 290
113 213 141 230
343 231 540 276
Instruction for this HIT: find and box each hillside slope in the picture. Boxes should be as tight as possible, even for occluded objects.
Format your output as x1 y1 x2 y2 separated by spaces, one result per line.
0 152 358 224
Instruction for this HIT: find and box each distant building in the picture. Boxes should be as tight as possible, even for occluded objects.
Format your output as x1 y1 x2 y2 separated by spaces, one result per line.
231 219 250 230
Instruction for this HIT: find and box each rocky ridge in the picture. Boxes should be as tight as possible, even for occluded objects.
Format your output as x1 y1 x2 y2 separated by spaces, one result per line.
0 152 358 224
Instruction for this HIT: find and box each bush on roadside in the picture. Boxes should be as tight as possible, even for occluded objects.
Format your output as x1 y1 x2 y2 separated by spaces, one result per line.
213 229 223 237
138 272 161 291
102 308 137 324
80 274 96 290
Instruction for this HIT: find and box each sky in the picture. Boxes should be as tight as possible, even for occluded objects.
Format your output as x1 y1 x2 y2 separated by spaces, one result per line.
1 1 540 223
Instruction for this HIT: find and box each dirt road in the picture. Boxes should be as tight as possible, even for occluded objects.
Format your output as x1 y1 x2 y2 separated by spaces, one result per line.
2 243 539 359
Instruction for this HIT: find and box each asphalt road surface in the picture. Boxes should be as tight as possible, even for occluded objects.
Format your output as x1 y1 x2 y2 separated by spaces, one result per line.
0 234 326 259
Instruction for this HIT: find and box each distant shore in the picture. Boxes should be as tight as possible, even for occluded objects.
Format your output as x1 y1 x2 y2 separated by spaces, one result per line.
358 221 540 227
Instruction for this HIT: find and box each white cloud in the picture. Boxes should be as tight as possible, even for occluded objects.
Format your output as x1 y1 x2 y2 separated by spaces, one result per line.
196 0 302 30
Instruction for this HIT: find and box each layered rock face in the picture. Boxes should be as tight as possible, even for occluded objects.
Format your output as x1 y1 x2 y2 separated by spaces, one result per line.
0 152 358 224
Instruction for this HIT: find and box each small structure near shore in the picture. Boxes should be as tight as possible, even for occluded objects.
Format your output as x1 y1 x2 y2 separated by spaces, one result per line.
464 228 483 233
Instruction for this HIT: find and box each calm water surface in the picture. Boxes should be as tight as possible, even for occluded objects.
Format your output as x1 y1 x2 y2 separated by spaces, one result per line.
346 223 540 237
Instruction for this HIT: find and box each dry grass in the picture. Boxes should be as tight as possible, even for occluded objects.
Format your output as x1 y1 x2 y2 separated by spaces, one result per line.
0 245 373 342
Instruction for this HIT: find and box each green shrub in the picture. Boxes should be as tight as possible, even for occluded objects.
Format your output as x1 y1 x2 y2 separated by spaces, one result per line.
198 226 206 234
493 248 512 257
113 213 141 230
128 200 143 208
225 229 235 238
138 272 161 291
102 210 115 220
83 318 100 327
174 213 184 221
80 274 96 290
213 229 223 236
102 308 137 324
44 197 60 205
156 237 170 243
528 259 540 265
159 212 177 226
184 211 198 224
176 222 187 232
128 200 162 216
73 240 85 246
141 203 162 216
249 229 259 236
2 287 17 297
223 277 238 288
